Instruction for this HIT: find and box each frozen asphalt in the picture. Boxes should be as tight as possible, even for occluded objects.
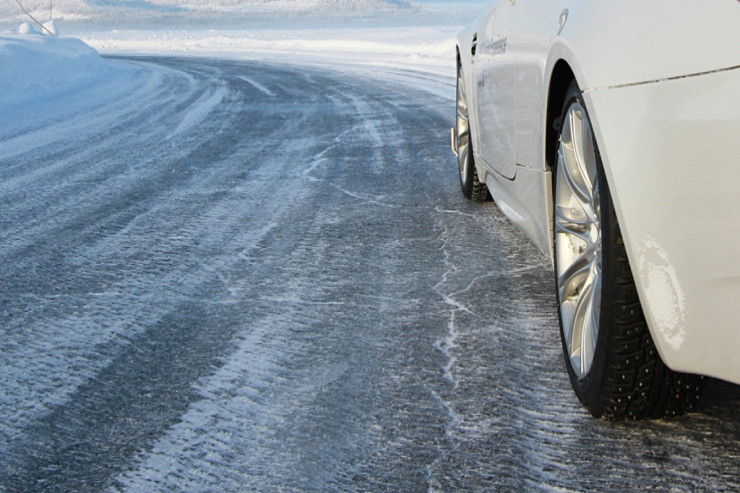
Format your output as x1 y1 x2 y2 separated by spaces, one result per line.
0 57 738 492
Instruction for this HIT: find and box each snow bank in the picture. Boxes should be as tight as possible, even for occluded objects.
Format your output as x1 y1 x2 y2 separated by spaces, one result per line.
0 32 112 107
78 26 459 77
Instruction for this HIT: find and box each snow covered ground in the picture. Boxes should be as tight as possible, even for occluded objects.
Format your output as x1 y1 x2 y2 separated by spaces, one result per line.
79 26 459 77
0 1 486 110
0 0 485 25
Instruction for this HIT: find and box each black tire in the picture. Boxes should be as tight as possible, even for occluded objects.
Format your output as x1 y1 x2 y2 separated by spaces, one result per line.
456 63 488 202
554 81 703 420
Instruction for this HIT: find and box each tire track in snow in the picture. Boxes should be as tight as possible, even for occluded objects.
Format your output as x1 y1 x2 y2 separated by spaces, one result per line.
0 57 289 491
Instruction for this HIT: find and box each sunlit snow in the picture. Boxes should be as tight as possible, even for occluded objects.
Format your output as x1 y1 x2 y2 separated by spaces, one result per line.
0 1 486 110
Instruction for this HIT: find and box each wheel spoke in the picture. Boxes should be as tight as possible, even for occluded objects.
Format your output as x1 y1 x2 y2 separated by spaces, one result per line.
561 128 589 200
563 259 600 376
569 276 591 368
459 144 469 176
554 203 591 244
578 275 598 375
457 122 469 177
570 109 598 195
557 250 590 302
559 138 597 224
575 110 597 190
457 127 470 145
457 96 467 115
456 68 471 182
457 71 468 114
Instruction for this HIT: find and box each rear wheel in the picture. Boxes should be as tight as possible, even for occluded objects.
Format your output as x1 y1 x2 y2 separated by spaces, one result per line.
456 63 488 202
554 81 703 420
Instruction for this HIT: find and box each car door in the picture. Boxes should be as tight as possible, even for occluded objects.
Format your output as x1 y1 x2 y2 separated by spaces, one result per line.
472 0 523 180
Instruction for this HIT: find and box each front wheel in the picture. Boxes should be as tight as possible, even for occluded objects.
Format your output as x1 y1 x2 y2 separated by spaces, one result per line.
456 63 488 202
553 81 703 420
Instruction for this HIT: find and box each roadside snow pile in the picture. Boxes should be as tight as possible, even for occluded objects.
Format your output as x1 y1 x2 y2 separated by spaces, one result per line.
0 0 413 23
0 30 111 108
167 0 411 12
78 26 458 76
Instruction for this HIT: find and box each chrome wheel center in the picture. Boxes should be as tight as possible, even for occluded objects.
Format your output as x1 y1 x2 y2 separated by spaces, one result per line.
555 103 602 379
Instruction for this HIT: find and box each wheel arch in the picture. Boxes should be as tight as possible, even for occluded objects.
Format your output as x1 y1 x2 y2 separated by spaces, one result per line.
545 60 576 173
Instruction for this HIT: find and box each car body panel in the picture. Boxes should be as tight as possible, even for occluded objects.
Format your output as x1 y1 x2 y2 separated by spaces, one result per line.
553 1 740 90
586 67 740 381
473 0 521 179
456 0 740 384
484 164 553 257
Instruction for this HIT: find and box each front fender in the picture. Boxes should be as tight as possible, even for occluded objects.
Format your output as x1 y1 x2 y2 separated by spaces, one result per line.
552 1 739 91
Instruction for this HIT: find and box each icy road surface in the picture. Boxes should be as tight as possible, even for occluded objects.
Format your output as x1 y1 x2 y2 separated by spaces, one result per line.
1 57 738 492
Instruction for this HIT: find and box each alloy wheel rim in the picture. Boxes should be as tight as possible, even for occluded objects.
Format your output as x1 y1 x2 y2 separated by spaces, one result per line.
555 102 602 379
456 68 471 182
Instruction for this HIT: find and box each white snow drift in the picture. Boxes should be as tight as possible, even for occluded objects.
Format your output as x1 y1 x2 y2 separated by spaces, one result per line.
0 31 113 108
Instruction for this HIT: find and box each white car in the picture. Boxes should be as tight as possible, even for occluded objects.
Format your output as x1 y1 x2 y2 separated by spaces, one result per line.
452 0 740 419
